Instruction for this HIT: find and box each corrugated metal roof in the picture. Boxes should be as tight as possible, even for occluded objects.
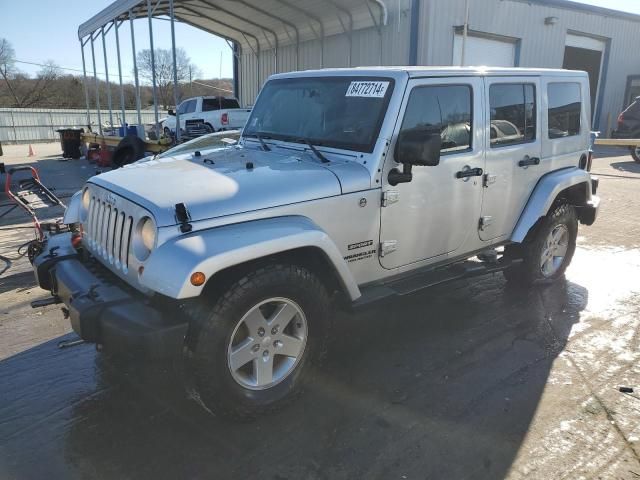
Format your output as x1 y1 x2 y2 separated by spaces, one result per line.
78 0 388 51
526 0 640 23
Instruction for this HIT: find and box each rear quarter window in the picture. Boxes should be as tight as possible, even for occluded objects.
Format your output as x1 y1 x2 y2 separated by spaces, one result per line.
548 83 581 139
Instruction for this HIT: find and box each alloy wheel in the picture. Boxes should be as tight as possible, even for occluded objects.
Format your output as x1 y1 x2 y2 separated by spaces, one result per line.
227 297 308 390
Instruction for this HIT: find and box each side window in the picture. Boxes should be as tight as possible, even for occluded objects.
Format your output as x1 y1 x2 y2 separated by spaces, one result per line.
222 98 240 109
489 83 536 147
548 83 581 138
202 98 221 112
400 85 473 154
185 100 197 114
177 101 189 115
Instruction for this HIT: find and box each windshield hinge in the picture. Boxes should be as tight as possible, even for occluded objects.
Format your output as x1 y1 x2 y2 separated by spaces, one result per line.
483 174 497 188
380 240 398 257
381 190 400 207
479 216 493 231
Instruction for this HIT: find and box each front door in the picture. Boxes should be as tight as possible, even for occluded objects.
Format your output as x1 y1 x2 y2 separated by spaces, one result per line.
479 76 542 241
380 78 485 269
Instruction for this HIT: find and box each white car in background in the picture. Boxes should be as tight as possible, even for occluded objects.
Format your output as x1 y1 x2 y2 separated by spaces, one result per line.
163 96 251 137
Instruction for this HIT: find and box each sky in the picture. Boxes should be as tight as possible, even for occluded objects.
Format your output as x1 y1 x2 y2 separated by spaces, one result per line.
2 0 640 83
1 0 235 81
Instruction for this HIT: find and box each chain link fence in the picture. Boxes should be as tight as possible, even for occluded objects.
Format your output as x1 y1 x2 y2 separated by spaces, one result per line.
0 108 167 144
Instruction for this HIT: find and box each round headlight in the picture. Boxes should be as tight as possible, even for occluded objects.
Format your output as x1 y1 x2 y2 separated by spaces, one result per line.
80 188 91 220
140 217 157 251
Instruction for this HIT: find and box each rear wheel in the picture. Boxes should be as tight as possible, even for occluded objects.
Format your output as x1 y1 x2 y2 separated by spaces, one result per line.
503 203 578 285
183 264 330 419
630 146 640 163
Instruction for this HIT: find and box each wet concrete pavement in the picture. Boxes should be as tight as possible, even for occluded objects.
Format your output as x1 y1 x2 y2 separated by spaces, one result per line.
1 144 640 479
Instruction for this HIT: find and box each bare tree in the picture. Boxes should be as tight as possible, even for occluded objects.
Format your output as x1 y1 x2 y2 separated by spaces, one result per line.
0 38 18 104
136 48 200 109
0 38 61 107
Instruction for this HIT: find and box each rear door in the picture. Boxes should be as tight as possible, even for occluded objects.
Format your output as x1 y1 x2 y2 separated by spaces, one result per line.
479 76 541 241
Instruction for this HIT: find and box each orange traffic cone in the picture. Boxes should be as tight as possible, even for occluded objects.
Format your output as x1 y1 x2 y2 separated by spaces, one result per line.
28 144 35 157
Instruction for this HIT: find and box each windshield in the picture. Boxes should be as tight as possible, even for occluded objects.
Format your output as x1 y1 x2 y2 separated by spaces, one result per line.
243 76 395 153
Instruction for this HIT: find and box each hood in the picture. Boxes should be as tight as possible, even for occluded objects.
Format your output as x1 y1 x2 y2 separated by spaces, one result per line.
90 147 346 226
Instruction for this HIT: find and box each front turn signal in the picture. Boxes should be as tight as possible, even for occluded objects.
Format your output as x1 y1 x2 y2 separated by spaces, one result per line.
190 272 206 286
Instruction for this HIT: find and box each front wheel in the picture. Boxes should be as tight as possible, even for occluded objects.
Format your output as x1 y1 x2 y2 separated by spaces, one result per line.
503 203 578 285
183 264 330 419
630 146 640 163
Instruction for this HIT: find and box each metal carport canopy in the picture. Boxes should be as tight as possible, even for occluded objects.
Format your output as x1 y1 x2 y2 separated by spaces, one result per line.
78 0 388 52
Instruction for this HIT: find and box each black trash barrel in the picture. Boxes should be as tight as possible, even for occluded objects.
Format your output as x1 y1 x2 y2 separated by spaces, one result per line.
57 128 84 159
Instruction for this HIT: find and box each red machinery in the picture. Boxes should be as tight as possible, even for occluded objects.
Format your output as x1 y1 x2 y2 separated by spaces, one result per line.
1 163 67 246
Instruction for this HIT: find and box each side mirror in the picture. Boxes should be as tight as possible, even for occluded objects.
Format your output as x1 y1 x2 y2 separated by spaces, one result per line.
388 129 442 186
395 128 441 166
168 109 176 116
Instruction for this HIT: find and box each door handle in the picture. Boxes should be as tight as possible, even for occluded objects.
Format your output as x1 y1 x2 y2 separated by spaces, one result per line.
455 167 483 179
518 156 540 167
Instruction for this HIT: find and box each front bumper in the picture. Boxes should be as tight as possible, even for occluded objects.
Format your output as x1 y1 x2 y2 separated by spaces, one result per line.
33 233 188 358
578 195 600 226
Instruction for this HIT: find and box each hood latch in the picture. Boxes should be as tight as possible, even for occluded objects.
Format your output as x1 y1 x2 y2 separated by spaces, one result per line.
175 203 192 233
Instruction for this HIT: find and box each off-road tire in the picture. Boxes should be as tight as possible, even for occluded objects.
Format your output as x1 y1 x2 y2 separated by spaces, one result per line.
630 146 640 163
183 264 331 419
503 203 578 285
112 134 146 168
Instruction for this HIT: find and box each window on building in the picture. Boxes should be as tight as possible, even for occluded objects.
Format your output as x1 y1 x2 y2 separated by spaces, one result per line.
400 85 473 154
548 83 582 138
489 83 536 147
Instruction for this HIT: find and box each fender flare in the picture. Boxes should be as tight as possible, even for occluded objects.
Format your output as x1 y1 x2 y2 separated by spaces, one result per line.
511 167 592 243
141 216 361 301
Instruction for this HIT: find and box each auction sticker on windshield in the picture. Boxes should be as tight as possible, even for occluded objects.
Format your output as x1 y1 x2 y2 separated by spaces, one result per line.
345 81 389 98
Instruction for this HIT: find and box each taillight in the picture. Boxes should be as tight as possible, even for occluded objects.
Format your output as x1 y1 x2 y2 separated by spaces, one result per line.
221 112 228 125
587 150 593 171
617 112 624 127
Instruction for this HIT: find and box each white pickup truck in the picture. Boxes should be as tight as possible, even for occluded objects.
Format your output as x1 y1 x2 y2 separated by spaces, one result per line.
163 96 251 136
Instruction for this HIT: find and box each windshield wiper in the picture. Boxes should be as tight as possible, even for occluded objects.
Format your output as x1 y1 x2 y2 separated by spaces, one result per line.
301 138 329 163
244 132 271 151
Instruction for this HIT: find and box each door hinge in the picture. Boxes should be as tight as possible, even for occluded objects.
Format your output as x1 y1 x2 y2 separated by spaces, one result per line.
381 190 400 207
380 240 398 257
483 174 497 188
479 216 493 230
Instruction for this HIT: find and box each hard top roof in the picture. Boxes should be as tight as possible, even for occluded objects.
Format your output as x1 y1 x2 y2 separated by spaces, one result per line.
270 66 588 81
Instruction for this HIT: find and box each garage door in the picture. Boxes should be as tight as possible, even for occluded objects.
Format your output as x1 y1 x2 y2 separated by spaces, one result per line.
453 33 516 67
563 33 607 122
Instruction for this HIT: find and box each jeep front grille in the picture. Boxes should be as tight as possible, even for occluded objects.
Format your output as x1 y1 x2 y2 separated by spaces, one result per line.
85 196 133 271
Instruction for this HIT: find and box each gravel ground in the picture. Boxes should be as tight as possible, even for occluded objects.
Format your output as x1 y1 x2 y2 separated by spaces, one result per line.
1 143 639 480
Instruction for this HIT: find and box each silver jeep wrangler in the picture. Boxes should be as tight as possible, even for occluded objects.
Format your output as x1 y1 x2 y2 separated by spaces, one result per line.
33 67 599 417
